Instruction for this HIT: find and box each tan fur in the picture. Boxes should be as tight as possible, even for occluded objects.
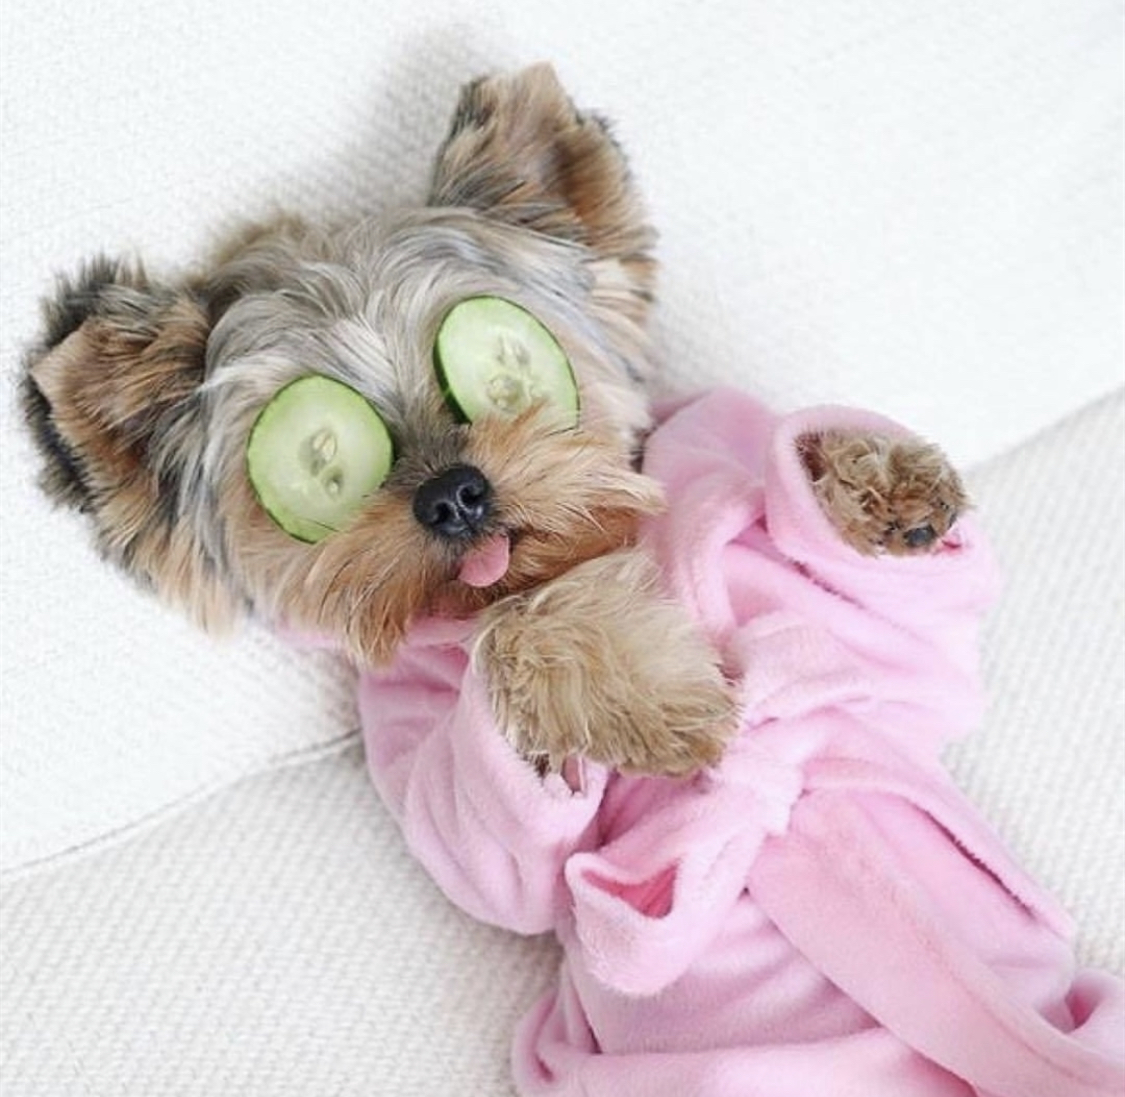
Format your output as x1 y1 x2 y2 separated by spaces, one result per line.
799 431 968 556
475 550 738 775
29 294 236 624
217 404 665 666
431 64 655 321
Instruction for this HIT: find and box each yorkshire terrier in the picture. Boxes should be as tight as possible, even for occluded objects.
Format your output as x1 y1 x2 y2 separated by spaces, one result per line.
21 63 966 778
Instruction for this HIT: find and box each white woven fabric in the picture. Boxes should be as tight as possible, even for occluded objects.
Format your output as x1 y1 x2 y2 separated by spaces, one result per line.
1 392 1120 1097
1 0 1122 874
947 390 1125 976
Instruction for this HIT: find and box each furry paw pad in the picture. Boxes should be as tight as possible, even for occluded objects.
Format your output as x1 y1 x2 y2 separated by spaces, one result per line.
476 552 739 777
798 431 968 557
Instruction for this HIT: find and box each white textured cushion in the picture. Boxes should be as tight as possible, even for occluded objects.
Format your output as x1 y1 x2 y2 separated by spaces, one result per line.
2 0 1121 873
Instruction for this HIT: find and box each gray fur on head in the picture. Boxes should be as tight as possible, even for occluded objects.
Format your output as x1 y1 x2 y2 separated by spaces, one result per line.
22 64 662 659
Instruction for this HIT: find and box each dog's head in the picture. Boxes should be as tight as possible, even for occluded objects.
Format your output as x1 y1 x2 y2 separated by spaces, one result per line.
23 65 664 662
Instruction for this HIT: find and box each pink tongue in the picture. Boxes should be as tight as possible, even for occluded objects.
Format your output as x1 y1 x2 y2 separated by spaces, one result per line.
458 534 511 588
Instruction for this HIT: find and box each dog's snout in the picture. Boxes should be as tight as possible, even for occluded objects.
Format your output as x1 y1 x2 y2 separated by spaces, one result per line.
413 464 492 539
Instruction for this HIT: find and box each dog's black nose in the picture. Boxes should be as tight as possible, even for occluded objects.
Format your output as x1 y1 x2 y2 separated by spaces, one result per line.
413 464 492 539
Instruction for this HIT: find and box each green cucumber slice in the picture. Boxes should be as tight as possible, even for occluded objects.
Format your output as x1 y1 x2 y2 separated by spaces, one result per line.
246 375 393 543
434 297 579 426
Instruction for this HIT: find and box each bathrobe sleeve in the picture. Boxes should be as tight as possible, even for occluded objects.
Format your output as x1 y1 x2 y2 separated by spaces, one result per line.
763 405 998 634
357 623 608 934
646 390 996 642
645 391 999 740
757 404 1002 742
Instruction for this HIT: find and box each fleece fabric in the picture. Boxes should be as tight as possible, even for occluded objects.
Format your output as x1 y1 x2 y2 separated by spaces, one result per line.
358 389 1125 1096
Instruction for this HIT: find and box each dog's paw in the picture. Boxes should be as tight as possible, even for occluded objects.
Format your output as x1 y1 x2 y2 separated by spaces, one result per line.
475 551 739 777
798 431 968 557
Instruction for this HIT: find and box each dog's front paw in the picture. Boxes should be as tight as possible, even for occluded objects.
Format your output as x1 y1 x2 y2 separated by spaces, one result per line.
475 551 739 777
798 431 968 557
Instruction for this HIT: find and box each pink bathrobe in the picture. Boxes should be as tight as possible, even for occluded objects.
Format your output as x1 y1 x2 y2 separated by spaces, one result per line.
358 390 1125 1096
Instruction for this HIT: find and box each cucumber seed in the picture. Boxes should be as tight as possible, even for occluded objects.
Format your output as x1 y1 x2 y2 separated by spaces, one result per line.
303 428 338 475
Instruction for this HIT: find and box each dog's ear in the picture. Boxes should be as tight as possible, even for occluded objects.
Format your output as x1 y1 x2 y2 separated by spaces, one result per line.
22 257 235 626
430 64 655 307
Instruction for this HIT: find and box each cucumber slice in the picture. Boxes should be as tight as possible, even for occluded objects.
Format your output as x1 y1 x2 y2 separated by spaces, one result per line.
434 297 579 426
246 375 393 543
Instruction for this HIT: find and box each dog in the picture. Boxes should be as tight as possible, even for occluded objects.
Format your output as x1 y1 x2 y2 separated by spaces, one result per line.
22 63 962 777
24 65 1122 1096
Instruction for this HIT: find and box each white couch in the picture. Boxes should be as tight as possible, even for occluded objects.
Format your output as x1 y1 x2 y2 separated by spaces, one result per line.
2 2 1121 1093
